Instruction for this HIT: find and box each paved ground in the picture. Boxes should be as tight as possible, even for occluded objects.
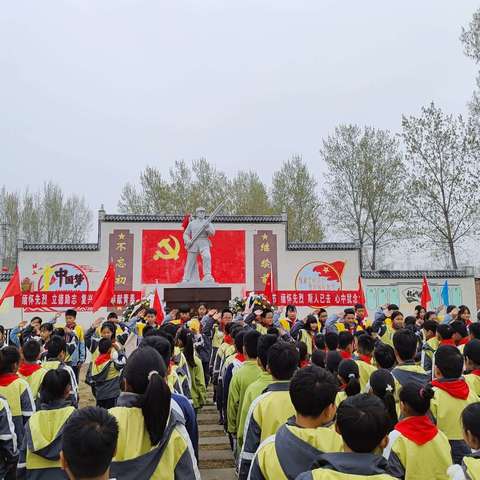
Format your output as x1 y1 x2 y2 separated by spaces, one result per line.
78 367 236 478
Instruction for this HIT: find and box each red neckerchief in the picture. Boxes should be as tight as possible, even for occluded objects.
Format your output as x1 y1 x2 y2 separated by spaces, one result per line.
18 362 41 377
224 335 234 345
440 339 455 346
395 416 438 445
340 350 352 360
457 337 469 346
235 353 245 362
300 359 310 368
359 354 372 364
95 353 111 366
0 373 19 387
431 379 470 400
471 369 480 377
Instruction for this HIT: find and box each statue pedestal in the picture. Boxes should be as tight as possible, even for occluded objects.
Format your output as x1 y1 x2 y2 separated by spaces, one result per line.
164 286 232 312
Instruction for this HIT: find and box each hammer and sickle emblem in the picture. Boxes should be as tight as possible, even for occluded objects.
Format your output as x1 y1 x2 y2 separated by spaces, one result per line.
153 235 181 261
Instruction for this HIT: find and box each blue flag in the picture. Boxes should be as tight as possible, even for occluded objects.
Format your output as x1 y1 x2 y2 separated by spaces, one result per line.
441 280 449 306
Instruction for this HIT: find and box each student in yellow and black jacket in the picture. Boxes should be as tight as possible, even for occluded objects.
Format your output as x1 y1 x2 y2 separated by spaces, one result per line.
17 369 75 479
447 402 480 480
109 346 200 480
429 345 477 464
239 341 299 480
0 346 35 449
0 392 18 479
41 336 78 407
90 338 126 409
249 365 342 480
464 339 480 398
60 406 119 480
383 382 452 480
297 394 396 480
18 339 47 401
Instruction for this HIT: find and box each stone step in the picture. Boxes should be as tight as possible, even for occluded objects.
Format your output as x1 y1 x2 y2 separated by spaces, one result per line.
199 423 225 433
200 442 232 451
200 468 237 480
199 458 235 470
201 406 218 413
200 449 233 461
198 414 220 425
200 429 228 438
199 435 230 446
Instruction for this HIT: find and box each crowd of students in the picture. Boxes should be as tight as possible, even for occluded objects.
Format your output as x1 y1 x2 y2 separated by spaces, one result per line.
0 300 479 479
208 302 480 480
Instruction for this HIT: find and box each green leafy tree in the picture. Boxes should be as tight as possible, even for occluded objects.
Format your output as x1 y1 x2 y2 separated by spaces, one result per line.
229 171 272 215
272 155 323 242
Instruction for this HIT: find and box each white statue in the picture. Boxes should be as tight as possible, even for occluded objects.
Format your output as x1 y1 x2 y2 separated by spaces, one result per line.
182 207 216 283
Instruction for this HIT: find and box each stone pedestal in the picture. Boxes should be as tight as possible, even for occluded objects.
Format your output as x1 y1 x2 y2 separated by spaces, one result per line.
164 287 232 311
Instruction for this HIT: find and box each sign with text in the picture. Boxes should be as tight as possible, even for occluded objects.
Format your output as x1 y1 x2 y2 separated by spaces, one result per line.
253 230 278 291
14 290 142 310
272 290 362 307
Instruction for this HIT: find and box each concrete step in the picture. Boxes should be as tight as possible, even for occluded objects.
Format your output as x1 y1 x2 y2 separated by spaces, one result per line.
200 443 232 451
198 414 220 425
199 435 230 446
199 458 235 470
200 449 233 461
200 468 237 480
199 423 225 433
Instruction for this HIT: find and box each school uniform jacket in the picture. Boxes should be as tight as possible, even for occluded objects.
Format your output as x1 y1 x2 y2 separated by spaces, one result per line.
237 372 273 449
295 452 397 480
239 381 296 480
18 363 48 400
421 337 439 372
0 397 18 479
0 374 35 448
461 451 480 480
172 349 192 401
90 353 126 401
249 418 343 480
299 330 316 357
185 354 206 410
41 361 78 407
17 400 75 480
391 361 431 389
430 378 477 464
383 415 452 480
109 392 200 480
227 360 261 435
465 372 480 398
354 357 377 392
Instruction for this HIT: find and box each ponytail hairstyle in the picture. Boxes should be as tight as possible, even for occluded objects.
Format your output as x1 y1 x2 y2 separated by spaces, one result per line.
369 368 398 430
123 346 171 445
0 346 20 375
176 327 195 368
337 360 361 396
399 382 434 416
39 369 71 404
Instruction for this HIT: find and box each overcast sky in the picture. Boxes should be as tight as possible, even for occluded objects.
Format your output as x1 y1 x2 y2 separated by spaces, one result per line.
1 0 478 219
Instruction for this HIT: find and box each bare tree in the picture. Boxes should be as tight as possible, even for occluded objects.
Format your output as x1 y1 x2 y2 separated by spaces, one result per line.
402 102 480 269
322 125 405 269
321 125 369 255
272 155 323 242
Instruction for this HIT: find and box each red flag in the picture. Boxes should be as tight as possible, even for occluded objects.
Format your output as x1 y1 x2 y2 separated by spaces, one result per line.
420 275 431 309
358 276 368 316
181 214 191 230
263 270 273 302
152 288 165 325
0 266 21 307
92 263 115 312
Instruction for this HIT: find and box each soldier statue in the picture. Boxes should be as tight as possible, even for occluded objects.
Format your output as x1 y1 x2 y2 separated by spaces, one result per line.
182 207 216 283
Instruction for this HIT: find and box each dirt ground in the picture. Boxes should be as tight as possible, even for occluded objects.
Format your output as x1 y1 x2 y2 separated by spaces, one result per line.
78 364 96 408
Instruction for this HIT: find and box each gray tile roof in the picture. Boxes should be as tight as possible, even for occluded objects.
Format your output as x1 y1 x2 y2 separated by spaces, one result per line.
287 241 359 251
22 243 99 252
103 213 286 223
361 270 471 279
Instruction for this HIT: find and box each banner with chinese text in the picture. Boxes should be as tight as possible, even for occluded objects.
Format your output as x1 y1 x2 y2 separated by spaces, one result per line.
253 230 278 290
14 290 142 310
271 290 362 307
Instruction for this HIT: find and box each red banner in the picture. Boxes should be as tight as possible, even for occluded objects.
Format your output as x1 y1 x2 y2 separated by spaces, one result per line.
142 229 245 284
272 290 362 307
14 290 142 310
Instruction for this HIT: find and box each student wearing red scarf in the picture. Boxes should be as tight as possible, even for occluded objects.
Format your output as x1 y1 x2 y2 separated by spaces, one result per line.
354 333 377 391
383 382 452 479
430 345 477 464
338 331 354 360
18 339 47 400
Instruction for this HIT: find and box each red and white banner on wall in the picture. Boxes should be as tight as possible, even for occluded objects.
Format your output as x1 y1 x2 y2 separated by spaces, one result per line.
271 290 363 307
13 290 142 310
